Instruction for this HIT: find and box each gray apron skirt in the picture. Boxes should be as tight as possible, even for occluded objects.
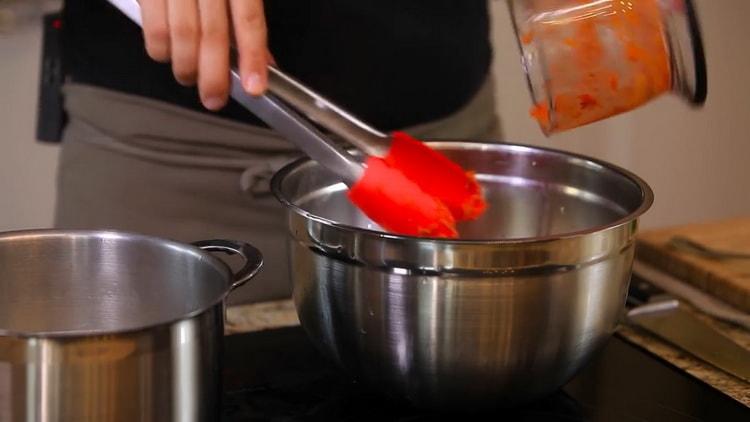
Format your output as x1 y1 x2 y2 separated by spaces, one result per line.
54 79 501 304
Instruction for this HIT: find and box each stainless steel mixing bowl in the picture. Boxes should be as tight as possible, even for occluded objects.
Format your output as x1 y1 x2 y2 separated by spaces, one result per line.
271 141 653 409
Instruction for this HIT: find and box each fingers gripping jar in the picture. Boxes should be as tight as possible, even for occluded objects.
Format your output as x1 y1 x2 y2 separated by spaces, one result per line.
509 0 707 135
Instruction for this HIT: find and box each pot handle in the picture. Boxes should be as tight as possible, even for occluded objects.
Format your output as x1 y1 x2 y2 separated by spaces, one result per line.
192 240 263 291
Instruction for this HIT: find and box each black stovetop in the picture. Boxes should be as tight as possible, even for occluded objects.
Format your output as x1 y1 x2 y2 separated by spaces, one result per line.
221 327 748 422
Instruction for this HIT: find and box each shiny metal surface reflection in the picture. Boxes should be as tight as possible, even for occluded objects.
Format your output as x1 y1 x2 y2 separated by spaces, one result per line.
272 141 653 409
0 231 262 421
0 310 221 422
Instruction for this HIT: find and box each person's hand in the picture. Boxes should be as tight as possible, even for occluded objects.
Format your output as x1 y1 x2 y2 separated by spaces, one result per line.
139 0 271 111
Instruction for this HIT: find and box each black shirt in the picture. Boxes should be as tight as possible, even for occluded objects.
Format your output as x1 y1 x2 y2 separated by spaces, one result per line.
62 0 492 131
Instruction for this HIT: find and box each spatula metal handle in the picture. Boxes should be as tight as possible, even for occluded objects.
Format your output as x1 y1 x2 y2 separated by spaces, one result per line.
267 67 391 156
228 69 364 183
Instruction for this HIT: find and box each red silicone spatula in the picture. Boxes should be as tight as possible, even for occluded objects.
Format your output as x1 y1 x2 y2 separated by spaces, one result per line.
108 0 479 238
268 68 488 223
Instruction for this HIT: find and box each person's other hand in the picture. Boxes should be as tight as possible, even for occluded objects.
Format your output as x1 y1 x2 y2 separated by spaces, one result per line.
140 0 270 110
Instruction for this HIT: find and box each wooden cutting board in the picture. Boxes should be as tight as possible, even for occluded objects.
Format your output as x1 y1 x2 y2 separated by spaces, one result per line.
636 216 750 313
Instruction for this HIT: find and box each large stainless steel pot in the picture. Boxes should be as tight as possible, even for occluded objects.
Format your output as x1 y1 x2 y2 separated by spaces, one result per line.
0 230 262 421
272 141 653 409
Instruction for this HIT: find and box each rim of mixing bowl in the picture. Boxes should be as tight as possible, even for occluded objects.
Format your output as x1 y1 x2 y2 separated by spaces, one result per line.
0 229 236 338
271 140 654 245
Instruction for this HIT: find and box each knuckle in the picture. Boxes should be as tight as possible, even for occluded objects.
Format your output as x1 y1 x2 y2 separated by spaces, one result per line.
238 11 266 31
201 80 227 98
172 22 198 43
145 24 170 45
146 46 169 62
173 65 198 85
201 24 228 44
241 54 267 74
241 47 265 63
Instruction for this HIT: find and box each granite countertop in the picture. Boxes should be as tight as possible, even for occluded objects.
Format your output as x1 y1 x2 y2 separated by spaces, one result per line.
225 299 750 407
225 300 300 334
